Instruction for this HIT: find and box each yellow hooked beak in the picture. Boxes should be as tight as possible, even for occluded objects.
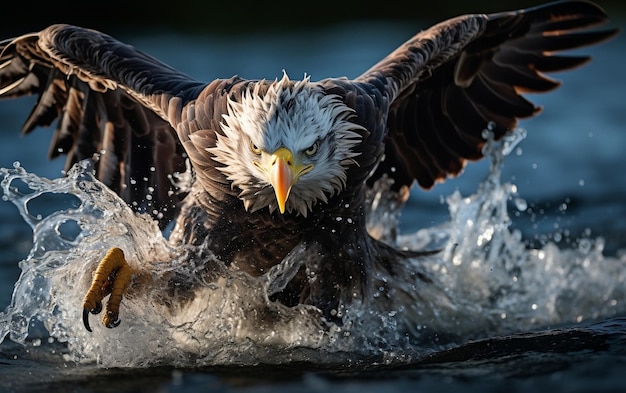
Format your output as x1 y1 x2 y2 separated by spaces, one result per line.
261 147 313 214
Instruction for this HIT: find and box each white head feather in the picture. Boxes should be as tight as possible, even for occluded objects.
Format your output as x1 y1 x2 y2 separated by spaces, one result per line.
210 73 363 216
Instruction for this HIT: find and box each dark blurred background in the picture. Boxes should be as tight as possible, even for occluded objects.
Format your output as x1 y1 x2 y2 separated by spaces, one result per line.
1 0 623 37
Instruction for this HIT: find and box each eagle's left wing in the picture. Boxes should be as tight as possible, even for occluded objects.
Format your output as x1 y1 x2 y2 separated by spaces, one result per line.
353 0 617 191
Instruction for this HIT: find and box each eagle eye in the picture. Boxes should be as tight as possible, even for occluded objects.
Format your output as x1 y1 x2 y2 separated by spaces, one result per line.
249 140 262 155
304 141 319 157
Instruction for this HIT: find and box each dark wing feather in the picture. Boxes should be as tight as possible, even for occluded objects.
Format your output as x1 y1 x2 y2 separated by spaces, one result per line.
174 77 257 220
0 24 212 227
355 0 617 190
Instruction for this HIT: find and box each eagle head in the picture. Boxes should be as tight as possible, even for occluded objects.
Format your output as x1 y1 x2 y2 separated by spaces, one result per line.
210 73 363 217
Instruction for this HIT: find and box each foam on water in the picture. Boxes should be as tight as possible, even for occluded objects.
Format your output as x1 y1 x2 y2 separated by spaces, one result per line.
1 128 624 368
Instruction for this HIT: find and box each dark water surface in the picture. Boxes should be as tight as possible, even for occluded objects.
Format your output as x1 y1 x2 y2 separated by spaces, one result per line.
1 19 626 393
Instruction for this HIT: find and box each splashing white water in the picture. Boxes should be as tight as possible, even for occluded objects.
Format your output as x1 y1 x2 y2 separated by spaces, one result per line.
1 128 624 367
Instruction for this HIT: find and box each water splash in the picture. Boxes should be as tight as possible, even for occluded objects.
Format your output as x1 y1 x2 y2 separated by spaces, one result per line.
398 129 625 331
1 128 625 367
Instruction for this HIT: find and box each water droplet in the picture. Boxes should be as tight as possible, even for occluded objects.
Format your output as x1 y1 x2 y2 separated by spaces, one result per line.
578 238 592 254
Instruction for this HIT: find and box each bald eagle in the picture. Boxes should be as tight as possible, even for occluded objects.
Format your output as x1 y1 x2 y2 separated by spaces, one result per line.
0 1 616 331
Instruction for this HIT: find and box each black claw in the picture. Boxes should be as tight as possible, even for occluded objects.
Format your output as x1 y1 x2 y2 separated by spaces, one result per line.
82 302 102 332
82 309 93 332
91 302 102 315
106 318 121 329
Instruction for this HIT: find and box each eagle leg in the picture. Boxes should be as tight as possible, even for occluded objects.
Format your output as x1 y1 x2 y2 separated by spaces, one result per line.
82 247 134 332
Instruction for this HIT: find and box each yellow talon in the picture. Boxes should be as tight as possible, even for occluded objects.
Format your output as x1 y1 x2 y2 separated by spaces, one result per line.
82 247 134 332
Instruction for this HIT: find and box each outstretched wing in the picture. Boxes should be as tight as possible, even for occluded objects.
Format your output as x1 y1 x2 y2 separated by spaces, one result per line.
0 24 210 226
356 0 617 190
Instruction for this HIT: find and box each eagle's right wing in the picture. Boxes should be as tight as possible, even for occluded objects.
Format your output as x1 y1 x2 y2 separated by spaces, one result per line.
0 24 210 226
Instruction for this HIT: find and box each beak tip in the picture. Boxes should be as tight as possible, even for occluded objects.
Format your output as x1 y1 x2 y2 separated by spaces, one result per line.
277 201 286 214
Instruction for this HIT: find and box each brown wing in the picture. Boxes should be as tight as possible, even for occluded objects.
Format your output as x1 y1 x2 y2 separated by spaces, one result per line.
355 0 618 190
0 24 211 227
